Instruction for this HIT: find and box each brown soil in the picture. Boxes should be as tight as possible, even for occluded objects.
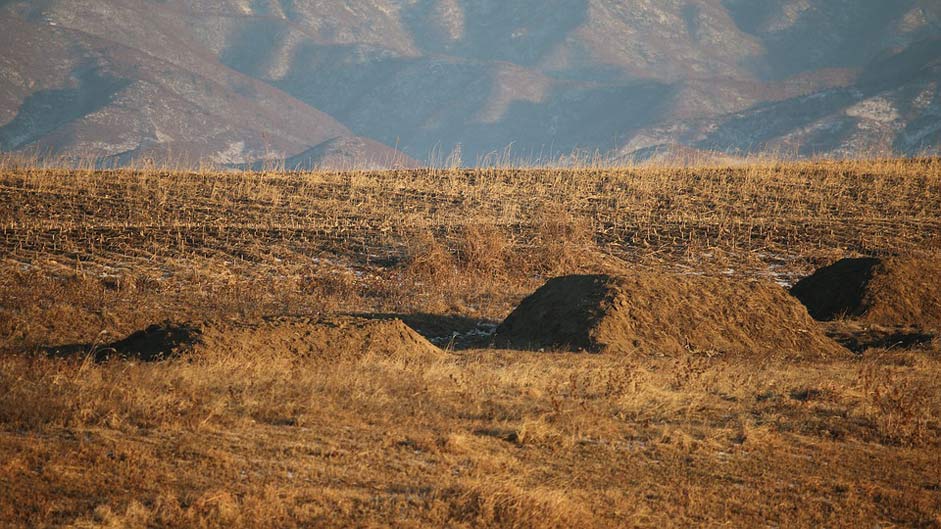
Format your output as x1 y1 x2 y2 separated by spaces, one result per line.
790 256 941 329
495 273 847 360
48 316 441 361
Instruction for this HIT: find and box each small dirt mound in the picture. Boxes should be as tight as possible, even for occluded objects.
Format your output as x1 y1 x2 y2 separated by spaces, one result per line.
495 273 847 360
197 316 442 360
52 317 441 361
43 322 202 361
791 257 941 328
102 322 202 361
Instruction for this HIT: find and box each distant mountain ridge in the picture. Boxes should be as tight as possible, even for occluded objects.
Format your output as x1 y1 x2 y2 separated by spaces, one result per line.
1 0 940 166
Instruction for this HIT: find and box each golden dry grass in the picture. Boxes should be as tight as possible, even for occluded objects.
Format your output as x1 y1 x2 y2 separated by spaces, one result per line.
1 158 940 528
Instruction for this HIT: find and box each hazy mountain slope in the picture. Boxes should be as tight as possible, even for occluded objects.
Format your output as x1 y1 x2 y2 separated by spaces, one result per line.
722 0 941 78
172 1 765 159
0 1 403 164
1 0 939 164
281 136 420 170
614 38 941 158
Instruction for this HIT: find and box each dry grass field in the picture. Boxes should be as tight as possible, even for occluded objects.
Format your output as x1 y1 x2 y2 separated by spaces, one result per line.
1 158 940 528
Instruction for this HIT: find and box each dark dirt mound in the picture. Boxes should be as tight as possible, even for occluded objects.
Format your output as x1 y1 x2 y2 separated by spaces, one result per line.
102 322 202 361
791 257 941 329
46 317 441 361
495 273 847 360
44 322 201 361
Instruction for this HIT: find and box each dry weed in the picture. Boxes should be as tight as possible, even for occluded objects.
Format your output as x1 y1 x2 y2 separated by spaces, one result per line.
858 362 935 446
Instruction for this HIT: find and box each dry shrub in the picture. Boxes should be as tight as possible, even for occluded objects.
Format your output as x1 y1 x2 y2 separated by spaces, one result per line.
0 356 75 428
529 208 600 276
402 224 514 292
456 223 512 276
514 415 565 446
546 362 643 407
670 355 715 390
69 489 296 529
0 355 209 431
77 500 153 529
859 363 934 446
440 481 594 529
188 490 244 527
299 267 360 310
403 228 456 284
75 481 593 529
585 361 643 399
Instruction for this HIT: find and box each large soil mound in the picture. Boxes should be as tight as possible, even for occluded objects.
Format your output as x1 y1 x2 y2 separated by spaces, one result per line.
495 273 847 360
63 316 441 361
790 257 941 329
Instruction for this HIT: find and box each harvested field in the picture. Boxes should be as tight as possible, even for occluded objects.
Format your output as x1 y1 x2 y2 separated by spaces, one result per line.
495 273 847 360
791 256 941 329
1 160 940 528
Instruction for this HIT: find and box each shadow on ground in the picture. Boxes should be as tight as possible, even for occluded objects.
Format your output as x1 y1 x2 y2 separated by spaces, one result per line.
824 323 936 354
42 322 201 362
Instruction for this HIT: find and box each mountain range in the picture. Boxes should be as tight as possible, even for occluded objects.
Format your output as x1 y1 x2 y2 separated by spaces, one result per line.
1 0 940 166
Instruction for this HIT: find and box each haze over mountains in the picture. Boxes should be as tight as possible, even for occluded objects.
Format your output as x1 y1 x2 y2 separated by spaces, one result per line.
1 0 940 167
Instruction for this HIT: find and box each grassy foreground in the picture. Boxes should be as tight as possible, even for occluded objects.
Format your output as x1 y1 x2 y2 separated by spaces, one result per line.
1 160 940 528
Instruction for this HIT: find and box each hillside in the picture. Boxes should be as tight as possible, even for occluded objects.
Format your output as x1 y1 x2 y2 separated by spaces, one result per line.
1 0 940 164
